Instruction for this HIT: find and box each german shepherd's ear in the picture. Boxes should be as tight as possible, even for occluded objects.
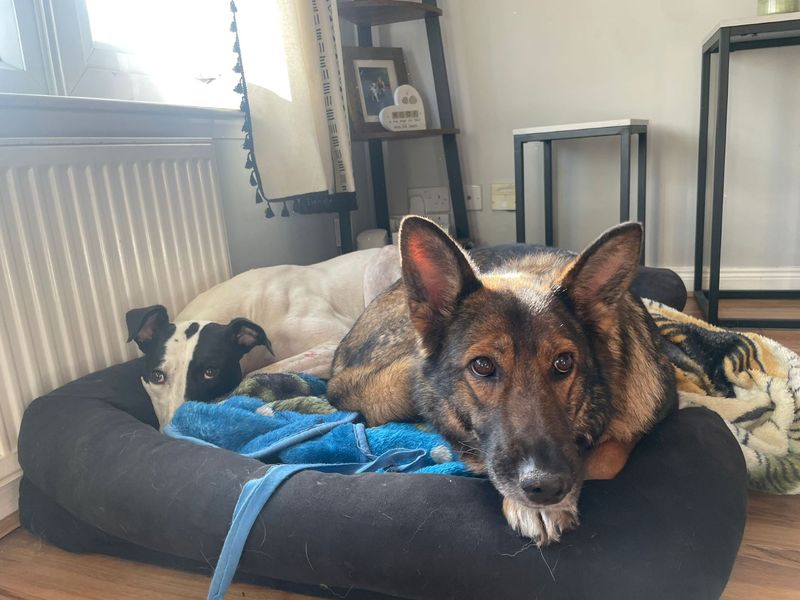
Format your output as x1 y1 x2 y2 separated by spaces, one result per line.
399 216 481 354
558 222 642 329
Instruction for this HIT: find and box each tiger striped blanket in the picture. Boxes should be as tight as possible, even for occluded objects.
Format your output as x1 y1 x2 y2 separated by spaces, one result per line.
645 299 800 494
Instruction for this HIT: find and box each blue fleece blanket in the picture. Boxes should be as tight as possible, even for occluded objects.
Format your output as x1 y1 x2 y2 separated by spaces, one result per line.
164 373 471 476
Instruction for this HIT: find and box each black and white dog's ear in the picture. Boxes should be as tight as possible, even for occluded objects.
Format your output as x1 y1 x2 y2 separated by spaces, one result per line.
126 305 169 353
226 318 273 356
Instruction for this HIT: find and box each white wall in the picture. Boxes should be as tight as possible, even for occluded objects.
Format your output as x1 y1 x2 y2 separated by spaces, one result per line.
369 0 800 273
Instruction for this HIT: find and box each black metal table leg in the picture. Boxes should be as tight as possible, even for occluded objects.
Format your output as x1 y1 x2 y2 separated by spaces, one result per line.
707 29 731 324
514 137 526 243
543 140 554 246
368 139 390 233
636 131 647 265
694 51 712 293
619 129 631 223
338 209 353 253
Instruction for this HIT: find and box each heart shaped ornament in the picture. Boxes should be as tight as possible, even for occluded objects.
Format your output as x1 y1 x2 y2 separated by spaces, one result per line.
379 84 426 132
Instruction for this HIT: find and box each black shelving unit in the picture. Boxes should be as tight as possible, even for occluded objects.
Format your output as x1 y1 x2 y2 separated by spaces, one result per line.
339 0 471 243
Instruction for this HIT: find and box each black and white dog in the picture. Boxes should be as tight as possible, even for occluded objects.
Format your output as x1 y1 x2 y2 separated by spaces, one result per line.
126 307 270 427
126 246 402 428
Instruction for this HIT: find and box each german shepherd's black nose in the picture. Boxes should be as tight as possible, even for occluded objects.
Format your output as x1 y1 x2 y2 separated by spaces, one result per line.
520 473 570 505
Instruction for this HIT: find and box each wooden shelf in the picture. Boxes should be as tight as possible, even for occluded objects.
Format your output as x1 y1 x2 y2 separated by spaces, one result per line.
352 127 459 141
338 0 441 26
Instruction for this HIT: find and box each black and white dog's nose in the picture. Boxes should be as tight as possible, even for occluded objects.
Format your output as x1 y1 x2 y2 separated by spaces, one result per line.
520 472 570 505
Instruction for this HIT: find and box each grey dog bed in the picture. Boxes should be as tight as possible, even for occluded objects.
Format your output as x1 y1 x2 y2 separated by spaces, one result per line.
18 369 746 600
16 259 744 599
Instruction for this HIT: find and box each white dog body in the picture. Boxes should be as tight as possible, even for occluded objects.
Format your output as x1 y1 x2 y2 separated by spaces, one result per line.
177 245 399 377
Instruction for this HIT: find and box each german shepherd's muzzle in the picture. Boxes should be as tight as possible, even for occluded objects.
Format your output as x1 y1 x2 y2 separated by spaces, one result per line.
329 217 677 545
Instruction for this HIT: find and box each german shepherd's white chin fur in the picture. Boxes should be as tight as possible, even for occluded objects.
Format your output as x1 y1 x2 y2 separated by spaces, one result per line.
502 490 581 545
485 458 583 544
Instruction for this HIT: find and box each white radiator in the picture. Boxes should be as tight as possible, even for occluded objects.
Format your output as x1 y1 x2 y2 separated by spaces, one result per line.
0 138 232 518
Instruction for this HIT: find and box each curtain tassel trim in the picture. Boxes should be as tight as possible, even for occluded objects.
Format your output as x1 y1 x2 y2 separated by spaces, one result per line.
229 0 357 218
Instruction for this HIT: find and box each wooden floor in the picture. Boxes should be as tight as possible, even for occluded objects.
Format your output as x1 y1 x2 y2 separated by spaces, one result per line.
0 528 307 600
0 298 798 600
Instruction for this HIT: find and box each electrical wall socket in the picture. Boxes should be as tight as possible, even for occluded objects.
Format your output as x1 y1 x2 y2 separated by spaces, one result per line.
408 186 451 214
491 183 516 211
391 212 451 234
426 212 451 232
465 185 482 210
408 195 426 215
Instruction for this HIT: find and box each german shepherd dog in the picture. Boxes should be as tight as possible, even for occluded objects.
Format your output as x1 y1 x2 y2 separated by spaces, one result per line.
328 216 677 545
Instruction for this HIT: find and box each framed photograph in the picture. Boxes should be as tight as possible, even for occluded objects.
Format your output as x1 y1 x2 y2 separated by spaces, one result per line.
343 46 409 137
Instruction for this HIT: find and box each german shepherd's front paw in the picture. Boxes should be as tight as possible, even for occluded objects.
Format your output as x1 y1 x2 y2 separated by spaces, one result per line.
502 497 579 546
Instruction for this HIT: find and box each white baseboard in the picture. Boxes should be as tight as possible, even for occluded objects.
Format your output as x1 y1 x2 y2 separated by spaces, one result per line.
668 267 800 292
0 473 20 521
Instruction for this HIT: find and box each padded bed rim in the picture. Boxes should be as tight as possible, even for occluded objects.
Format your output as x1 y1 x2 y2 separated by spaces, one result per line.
17 359 747 600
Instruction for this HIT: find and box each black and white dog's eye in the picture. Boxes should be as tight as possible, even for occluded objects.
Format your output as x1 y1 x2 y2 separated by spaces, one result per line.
470 356 496 378
203 367 219 380
151 369 166 384
553 352 574 375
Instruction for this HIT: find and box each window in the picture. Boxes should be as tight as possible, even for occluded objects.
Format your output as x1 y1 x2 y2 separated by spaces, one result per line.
0 0 238 108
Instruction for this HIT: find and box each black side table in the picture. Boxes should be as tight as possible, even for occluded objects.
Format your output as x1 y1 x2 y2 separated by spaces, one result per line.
694 13 800 328
513 119 648 263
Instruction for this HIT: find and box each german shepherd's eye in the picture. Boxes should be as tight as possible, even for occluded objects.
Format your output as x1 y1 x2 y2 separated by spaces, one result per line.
203 367 219 380
150 369 166 384
553 352 574 375
470 356 496 378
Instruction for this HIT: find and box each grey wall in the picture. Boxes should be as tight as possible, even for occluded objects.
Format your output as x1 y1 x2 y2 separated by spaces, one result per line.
214 106 376 272
214 136 339 273
364 0 800 270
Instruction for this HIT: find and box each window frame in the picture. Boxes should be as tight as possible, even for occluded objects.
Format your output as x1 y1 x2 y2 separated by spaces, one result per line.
0 0 53 95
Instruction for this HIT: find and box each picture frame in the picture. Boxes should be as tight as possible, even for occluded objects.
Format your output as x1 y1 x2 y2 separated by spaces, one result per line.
342 46 409 138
